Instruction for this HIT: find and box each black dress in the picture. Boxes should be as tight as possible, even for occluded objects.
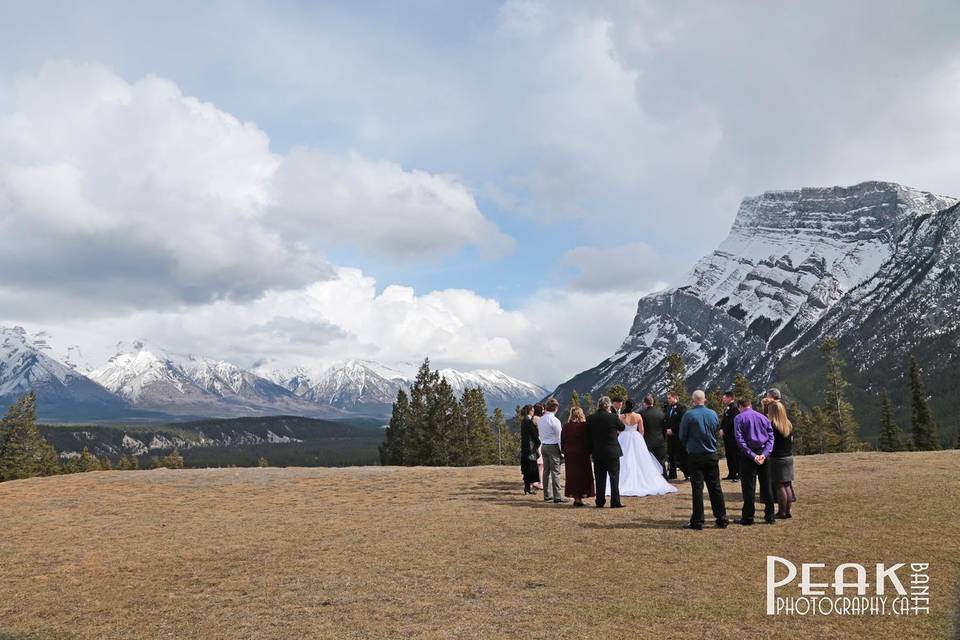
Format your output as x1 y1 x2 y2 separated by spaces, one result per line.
520 417 541 484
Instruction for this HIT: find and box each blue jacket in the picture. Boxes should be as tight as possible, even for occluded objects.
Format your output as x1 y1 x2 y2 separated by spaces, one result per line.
679 405 720 455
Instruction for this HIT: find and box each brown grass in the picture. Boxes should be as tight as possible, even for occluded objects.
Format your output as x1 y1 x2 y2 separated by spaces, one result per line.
1 451 958 639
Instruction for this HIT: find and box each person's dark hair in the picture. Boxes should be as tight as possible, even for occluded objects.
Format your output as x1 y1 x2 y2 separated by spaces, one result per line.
723 390 735 399
666 391 679 399
643 395 655 407
521 404 533 417
737 398 751 409
533 403 544 417
545 398 559 412
624 399 635 413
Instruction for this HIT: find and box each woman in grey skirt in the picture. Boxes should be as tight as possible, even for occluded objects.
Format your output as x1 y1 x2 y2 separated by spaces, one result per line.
767 401 796 519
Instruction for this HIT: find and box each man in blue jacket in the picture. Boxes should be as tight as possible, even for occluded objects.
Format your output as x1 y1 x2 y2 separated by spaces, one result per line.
679 390 728 530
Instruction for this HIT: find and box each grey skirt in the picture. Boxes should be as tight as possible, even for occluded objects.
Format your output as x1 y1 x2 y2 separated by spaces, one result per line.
770 456 794 483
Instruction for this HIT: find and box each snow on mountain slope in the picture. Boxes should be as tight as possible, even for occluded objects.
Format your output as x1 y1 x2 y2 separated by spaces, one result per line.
301 360 549 413
551 181 958 405
0 326 129 418
89 342 342 418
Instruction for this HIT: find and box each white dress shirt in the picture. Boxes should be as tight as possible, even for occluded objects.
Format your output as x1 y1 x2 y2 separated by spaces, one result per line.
537 411 562 445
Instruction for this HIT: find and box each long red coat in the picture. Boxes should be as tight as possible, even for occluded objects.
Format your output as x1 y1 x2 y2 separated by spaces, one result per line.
561 421 595 498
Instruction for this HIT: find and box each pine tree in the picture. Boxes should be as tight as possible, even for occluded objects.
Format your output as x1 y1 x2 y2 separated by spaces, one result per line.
403 358 441 465
582 392 595 414
117 454 138 471
877 390 904 452
665 353 688 400
160 449 185 469
731 373 755 405
462 388 496 465
258 457 269 467
706 389 724 414
820 337 862 452
0 392 61 481
491 408 518 465
790 403 810 455
99 456 113 470
570 390 581 410
606 385 628 403
808 406 839 454
429 378 462 466
379 388 409 465
909 357 940 451
78 447 102 472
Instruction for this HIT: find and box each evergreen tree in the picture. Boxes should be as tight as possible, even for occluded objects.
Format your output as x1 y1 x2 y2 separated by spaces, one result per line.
403 358 441 465
820 337 862 452
61 458 80 474
161 449 185 469
491 408 518 465
78 447 102 472
379 388 409 465
909 357 940 451
789 403 810 455
0 392 60 481
570 390 581 410
731 373 755 405
809 406 839 454
99 456 113 470
877 390 904 452
706 389 724 414
665 353 688 400
117 454 139 471
582 392 595 414
461 388 496 465
258 457 269 467
428 379 462 466
606 385 628 403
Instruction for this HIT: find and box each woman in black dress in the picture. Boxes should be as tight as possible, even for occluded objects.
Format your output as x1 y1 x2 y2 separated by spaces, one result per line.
519 404 541 494
768 401 796 519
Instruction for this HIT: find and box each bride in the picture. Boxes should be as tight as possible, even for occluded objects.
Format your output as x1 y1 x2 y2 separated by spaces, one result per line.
608 399 678 497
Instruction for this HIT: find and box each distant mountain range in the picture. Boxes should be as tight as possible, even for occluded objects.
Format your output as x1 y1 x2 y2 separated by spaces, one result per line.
0 329 548 421
550 181 960 441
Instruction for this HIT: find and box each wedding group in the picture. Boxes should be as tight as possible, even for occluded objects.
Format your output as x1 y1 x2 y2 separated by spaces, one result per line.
519 388 797 530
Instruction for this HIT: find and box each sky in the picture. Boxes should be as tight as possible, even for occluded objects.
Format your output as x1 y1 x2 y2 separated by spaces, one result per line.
1 0 958 386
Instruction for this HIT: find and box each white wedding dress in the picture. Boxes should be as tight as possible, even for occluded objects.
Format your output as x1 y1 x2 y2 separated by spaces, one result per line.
607 421 678 497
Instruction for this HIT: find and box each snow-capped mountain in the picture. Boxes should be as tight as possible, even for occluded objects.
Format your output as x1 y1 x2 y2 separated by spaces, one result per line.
298 359 549 414
436 368 549 409
0 326 130 419
89 342 343 418
552 181 959 433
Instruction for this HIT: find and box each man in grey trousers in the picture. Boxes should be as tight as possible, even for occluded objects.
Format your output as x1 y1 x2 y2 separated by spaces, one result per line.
537 397 566 503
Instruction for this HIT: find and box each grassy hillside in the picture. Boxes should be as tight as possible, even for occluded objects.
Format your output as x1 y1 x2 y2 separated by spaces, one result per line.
1 451 958 639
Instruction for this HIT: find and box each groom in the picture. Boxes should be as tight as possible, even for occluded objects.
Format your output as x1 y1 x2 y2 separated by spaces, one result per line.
585 396 625 508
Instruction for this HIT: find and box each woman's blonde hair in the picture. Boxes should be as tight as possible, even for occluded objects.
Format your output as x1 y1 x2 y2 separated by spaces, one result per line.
767 401 792 437
568 407 586 423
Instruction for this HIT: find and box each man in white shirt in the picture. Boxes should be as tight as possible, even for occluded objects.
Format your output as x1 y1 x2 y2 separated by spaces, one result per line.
537 397 566 503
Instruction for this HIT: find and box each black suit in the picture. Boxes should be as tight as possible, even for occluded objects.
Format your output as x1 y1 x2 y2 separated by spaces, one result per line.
640 405 667 476
585 409 625 507
720 402 740 479
663 403 687 479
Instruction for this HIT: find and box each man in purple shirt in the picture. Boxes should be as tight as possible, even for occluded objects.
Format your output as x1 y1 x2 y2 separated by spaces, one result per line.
733 397 776 525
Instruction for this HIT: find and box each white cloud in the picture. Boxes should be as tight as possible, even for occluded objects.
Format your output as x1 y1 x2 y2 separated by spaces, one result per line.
272 148 513 259
0 61 508 316
22 266 642 387
562 241 677 293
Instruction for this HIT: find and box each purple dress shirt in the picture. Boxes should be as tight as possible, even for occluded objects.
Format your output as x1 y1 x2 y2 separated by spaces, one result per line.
733 407 774 460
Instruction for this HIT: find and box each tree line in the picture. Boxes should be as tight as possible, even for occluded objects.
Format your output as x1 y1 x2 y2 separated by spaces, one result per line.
379 359 518 466
564 337 951 456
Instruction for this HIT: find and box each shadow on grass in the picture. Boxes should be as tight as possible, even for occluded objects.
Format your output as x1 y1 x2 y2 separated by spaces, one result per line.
580 518 682 530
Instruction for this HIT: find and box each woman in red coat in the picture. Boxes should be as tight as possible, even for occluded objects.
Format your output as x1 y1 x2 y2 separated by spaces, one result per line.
561 406 595 506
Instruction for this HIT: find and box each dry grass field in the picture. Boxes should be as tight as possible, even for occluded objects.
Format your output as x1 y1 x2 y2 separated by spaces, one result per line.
1 451 958 639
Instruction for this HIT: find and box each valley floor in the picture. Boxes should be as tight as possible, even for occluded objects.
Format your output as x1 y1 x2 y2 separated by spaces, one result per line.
1 452 958 639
